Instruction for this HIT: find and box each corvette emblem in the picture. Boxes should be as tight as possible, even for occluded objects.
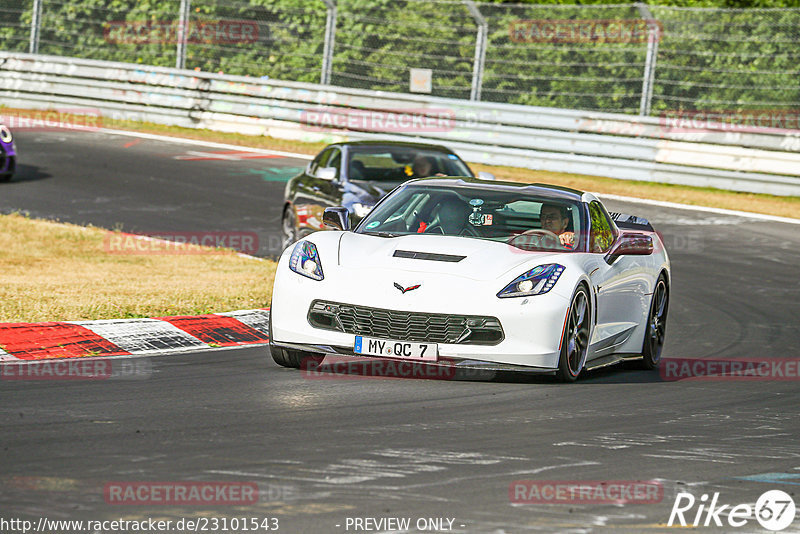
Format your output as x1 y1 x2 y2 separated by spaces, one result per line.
394 282 421 294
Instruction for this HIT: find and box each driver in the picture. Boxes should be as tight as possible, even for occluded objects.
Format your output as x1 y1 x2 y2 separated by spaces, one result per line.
411 155 435 178
540 203 576 249
410 155 446 178
423 197 471 235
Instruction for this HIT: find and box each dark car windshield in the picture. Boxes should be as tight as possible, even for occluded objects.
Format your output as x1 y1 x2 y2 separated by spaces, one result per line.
347 146 473 182
356 184 586 252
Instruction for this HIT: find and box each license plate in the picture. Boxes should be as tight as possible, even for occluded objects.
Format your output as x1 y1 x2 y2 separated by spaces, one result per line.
354 336 438 361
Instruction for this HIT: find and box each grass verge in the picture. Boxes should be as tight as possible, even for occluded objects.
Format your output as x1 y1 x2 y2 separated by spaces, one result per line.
0 213 275 323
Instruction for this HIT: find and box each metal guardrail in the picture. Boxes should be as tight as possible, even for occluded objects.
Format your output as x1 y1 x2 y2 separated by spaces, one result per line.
2 52 799 196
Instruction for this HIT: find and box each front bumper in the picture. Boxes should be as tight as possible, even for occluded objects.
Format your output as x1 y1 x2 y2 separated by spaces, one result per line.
271 260 571 371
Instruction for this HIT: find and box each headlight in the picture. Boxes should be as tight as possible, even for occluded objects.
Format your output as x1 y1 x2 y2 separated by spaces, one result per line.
497 264 565 298
0 125 12 144
351 202 374 218
289 241 324 281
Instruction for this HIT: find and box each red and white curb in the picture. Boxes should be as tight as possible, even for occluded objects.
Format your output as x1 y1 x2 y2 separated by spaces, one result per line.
0 309 270 361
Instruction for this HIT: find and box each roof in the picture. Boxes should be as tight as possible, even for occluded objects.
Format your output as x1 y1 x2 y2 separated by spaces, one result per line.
330 140 455 153
405 177 586 201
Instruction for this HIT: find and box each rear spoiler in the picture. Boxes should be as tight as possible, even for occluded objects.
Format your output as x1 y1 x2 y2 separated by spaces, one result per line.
608 212 654 232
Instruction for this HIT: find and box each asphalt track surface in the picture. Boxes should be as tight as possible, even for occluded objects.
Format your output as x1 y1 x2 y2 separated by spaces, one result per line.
2 130 800 533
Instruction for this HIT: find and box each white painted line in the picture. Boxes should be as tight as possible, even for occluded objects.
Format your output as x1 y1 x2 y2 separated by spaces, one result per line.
72 318 208 354
0 347 19 361
595 193 800 226
98 127 798 225
98 128 314 160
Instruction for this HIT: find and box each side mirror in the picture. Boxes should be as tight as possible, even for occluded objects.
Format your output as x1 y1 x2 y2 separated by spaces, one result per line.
605 232 654 264
323 207 350 231
477 171 495 181
316 167 337 181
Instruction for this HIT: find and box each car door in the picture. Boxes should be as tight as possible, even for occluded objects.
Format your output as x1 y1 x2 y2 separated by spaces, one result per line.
585 201 649 356
295 147 342 234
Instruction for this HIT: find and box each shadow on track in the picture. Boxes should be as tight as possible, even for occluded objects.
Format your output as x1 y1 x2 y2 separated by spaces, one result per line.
1 164 52 184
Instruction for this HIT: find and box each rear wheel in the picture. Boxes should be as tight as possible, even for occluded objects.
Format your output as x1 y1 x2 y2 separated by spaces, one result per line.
556 285 591 382
639 274 669 370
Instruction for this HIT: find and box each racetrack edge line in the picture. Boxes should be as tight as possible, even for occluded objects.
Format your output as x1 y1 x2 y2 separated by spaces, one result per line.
98 128 798 224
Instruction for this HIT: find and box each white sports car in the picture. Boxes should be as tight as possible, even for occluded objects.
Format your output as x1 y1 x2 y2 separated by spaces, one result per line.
269 178 670 381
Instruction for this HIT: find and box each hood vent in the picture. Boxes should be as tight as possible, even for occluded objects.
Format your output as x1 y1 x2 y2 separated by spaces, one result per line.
393 249 466 263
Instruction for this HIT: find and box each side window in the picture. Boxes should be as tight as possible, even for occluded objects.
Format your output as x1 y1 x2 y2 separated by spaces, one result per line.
588 201 616 253
326 149 341 179
308 148 332 176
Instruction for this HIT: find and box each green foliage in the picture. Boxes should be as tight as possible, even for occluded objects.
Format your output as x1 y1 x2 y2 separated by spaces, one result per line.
1 0 798 114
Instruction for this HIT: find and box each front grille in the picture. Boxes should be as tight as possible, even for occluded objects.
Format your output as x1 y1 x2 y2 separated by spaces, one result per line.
308 300 504 345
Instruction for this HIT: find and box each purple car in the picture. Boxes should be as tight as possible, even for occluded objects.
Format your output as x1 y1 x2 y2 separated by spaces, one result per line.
0 123 16 182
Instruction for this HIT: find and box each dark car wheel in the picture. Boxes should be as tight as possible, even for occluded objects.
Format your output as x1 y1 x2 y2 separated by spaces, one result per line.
268 304 322 369
281 207 297 251
556 285 591 382
639 274 669 370
271 346 323 369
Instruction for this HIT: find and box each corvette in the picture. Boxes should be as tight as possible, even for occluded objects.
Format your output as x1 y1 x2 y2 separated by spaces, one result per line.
269 178 670 381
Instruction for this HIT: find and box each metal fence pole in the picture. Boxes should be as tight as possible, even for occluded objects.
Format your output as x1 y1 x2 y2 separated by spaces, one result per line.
176 0 191 70
29 0 43 54
321 0 337 85
464 0 487 101
637 3 659 116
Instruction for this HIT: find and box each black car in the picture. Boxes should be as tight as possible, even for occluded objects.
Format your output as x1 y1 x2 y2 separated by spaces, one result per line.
280 141 493 249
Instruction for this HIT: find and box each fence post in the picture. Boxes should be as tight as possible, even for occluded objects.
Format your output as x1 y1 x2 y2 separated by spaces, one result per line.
636 2 660 116
29 0 43 54
176 0 191 70
321 0 337 85
464 0 487 101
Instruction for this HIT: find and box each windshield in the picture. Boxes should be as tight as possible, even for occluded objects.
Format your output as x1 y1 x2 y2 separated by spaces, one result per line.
347 146 473 182
356 184 585 252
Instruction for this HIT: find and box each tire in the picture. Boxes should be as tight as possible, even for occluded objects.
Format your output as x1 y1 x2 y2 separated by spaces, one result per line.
639 274 669 370
268 304 322 369
556 285 592 382
0 173 11 183
281 206 297 251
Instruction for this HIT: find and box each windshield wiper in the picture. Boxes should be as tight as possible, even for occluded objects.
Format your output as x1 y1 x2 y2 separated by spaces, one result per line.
362 231 402 238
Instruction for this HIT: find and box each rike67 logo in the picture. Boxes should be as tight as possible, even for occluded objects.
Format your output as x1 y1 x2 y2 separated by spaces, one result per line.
668 490 796 531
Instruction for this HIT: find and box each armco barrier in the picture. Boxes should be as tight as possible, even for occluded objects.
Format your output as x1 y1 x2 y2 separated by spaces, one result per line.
1 52 799 196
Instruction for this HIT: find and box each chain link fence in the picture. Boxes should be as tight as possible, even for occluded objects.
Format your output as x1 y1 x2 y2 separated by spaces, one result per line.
1 0 799 116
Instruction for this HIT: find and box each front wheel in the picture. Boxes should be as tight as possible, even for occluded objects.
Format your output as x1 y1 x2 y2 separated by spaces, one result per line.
556 285 591 382
268 306 322 369
639 275 669 370
281 207 297 251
